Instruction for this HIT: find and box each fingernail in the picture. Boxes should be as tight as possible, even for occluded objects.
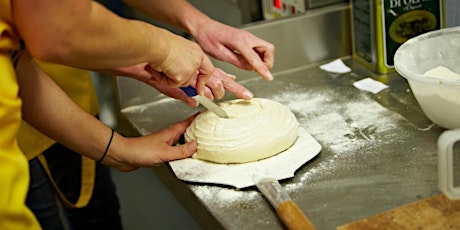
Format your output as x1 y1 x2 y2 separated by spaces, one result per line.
192 100 199 107
266 71 274 81
243 91 254 99
189 141 197 152
184 97 198 107
227 74 236 79
199 82 207 96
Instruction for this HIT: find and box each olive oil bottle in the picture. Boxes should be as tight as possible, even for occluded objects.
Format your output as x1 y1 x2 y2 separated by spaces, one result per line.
351 0 445 74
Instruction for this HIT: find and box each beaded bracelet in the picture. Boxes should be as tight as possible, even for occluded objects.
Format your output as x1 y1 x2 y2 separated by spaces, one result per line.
97 129 114 163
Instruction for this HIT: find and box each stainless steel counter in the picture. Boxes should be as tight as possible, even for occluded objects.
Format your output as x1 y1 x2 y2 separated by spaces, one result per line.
115 4 457 229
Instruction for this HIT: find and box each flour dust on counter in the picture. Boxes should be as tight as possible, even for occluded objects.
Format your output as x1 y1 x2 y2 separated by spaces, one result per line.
271 87 413 191
191 185 258 207
272 88 403 153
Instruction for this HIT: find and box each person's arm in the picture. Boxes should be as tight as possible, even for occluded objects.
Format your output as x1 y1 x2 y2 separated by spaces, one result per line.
123 0 275 80
124 0 208 32
16 50 197 172
12 0 213 93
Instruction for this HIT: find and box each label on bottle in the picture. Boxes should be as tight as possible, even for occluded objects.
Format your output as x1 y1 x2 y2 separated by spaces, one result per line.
382 0 442 68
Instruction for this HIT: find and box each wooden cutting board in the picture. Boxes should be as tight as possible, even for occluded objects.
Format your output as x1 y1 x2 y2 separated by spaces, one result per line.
337 193 460 230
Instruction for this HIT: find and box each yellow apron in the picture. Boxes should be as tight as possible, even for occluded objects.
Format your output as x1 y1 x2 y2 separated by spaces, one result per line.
17 62 101 209
0 0 41 229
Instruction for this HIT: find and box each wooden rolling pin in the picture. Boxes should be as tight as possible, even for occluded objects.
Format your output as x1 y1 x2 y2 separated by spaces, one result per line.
256 178 316 230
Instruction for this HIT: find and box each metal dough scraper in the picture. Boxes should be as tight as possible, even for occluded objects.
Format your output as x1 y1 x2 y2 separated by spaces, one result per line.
169 127 321 229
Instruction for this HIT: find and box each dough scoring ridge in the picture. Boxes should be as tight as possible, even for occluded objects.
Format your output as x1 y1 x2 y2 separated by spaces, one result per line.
185 98 299 164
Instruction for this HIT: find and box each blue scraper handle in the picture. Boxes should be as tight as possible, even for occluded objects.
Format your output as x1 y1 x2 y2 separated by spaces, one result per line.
180 86 198 97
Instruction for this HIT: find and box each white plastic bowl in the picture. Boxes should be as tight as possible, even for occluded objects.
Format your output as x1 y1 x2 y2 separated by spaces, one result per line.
394 26 460 129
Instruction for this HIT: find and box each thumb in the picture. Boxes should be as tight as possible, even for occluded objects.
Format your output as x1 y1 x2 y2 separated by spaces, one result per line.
163 141 197 162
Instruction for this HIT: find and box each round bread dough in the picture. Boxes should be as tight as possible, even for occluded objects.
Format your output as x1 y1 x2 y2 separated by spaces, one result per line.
185 98 299 164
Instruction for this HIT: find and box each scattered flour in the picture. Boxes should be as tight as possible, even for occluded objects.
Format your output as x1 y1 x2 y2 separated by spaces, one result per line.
191 185 258 206
271 88 406 192
272 89 400 154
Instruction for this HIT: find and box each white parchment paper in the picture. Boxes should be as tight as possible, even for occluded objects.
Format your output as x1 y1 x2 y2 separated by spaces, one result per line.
169 128 321 188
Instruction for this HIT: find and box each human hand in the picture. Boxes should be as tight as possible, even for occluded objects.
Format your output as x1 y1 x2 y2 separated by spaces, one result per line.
191 20 275 81
146 31 215 95
99 63 252 106
203 68 254 100
147 68 254 107
108 114 198 172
